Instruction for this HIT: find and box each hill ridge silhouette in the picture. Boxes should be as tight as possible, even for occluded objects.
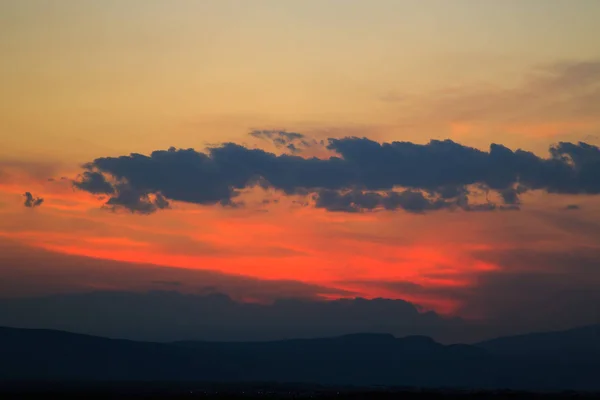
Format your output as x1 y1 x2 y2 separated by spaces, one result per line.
1 324 599 391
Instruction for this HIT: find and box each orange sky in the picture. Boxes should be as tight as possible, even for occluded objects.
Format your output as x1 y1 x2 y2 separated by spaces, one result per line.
2 158 599 317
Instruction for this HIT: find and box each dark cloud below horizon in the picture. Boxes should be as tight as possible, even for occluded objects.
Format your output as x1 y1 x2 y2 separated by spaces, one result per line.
342 245 600 338
0 238 468 343
0 291 471 344
73 136 600 214
0 237 597 344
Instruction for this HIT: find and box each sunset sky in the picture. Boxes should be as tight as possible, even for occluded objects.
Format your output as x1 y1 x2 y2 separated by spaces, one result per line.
1 0 599 341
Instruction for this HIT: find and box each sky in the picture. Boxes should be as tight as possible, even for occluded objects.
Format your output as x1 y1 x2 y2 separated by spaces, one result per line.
0 0 599 342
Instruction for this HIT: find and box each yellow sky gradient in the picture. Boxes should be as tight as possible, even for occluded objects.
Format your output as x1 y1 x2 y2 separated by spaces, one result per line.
2 0 600 162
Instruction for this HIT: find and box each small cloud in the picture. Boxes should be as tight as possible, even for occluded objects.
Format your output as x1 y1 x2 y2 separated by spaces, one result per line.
564 204 581 210
250 129 305 142
462 202 497 212
23 192 43 208
249 129 321 154
151 280 182 287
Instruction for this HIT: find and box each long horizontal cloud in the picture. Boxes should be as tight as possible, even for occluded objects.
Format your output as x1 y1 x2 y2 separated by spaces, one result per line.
0 238 351 302
73 137 600 213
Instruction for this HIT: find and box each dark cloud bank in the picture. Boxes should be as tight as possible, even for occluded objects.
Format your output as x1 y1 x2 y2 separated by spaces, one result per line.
73 135 600 213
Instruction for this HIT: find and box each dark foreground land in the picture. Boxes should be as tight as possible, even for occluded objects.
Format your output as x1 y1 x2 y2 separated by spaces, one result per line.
1 325 600 397
2 325 600 392
0 383 599 400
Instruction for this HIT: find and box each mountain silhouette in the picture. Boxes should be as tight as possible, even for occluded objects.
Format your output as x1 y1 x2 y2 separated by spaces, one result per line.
476 324 600 361
0 325 599 391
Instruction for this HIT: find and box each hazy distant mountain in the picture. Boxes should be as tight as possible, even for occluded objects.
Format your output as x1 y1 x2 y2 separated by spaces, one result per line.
476 324 600 361
1 326 599 391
